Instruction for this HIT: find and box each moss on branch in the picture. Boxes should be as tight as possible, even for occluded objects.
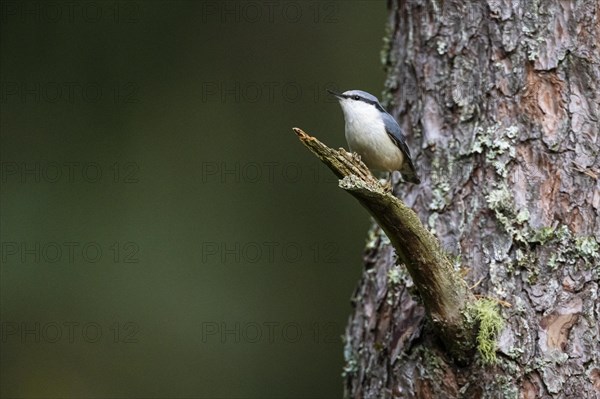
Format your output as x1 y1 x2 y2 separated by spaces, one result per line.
293 127 478 362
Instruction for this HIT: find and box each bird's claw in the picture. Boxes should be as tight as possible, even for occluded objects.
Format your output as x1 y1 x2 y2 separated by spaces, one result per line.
351 152 362 164
382 180 393 193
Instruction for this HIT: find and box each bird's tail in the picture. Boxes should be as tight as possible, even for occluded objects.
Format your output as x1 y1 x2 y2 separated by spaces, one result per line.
401 164 421 184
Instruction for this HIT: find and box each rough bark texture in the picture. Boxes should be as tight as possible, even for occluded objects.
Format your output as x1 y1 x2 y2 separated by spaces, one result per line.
343 1 600 398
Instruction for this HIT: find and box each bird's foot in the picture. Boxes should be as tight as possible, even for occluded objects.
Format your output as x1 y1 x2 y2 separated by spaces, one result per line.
350 152 362 164
381 179 393 193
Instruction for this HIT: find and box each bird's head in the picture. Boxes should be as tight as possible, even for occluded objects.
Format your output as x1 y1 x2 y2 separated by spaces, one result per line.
327 89 386 120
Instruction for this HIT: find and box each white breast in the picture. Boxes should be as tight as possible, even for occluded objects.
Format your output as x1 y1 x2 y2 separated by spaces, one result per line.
340 100 404 171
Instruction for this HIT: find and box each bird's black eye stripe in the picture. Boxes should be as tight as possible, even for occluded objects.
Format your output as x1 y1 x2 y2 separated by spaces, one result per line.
345 94 387 112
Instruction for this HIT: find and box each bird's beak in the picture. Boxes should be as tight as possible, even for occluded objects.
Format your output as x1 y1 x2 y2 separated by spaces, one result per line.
326 89 344 99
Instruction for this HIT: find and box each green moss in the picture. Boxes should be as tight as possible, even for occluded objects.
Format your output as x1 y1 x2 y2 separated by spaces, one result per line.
342 339 358 378
416 345 445 378
471 124 518 177
575 236 599 257
516 209 530 224
429 156 452 212
452 254 463 270
386 264 406 304
516 249 537 280
467 299 505 365
365 224 381 250
380 22 394 71
547 253 559 270
505 345 525 360
428 212 439 234
484 181 598 275
554 225 571 241
525 267 539 284
494 375 519 399
530 226 556 244
537 227 600 270
387 265 403 285
485 184 529 244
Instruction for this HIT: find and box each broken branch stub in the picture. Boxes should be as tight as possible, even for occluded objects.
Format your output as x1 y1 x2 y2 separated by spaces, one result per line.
293 127 477 361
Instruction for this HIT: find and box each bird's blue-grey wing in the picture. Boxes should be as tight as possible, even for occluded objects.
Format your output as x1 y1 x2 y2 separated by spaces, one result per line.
382 112 421 184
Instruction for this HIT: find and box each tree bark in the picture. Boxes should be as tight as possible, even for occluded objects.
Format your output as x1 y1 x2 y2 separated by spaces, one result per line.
343 1 600 398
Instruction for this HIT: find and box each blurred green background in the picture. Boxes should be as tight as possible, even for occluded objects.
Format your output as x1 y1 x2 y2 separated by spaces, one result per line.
1 1 387 397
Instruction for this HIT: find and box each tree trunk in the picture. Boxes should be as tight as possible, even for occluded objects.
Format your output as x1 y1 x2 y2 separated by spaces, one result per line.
343 0 600 397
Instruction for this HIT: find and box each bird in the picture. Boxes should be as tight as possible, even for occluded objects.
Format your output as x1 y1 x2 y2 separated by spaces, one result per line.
328 89 420 184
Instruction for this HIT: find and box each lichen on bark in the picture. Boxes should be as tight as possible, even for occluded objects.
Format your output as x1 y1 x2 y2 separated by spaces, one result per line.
292 128 478 362
343 0 600 397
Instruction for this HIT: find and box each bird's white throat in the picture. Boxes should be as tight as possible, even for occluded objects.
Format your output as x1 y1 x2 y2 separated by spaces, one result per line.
339 99 404 171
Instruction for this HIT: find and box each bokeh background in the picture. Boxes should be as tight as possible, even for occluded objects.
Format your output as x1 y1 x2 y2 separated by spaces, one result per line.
1 1 388 397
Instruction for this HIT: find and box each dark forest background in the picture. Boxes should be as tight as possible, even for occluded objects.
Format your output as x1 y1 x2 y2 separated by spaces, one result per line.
1 1 388 397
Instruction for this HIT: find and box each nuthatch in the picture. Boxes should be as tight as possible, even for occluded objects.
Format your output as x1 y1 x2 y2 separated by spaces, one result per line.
328 89 420 184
